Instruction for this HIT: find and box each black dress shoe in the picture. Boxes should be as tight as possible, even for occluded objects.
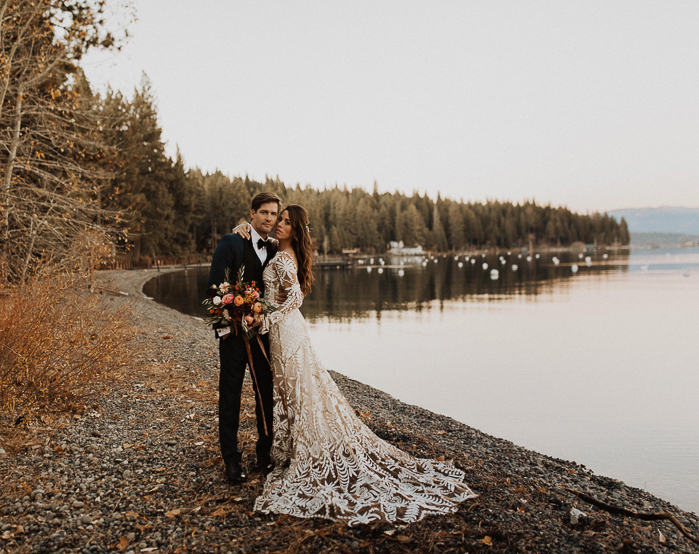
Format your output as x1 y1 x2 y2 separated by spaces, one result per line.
225 461 246 484
256 457 274 474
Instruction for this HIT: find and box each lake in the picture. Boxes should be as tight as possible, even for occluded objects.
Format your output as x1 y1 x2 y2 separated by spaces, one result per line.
143 247 699 514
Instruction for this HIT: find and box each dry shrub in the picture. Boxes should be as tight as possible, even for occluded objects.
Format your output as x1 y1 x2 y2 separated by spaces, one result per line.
0 274 139 420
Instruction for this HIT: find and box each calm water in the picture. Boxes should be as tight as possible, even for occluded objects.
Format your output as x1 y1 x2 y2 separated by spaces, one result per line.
143 248 699 513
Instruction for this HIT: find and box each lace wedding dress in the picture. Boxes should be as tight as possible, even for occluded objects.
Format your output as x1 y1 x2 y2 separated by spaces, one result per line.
254 252 476 524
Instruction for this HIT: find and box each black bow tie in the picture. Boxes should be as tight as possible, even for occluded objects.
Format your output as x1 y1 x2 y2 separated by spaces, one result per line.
257 238 271 250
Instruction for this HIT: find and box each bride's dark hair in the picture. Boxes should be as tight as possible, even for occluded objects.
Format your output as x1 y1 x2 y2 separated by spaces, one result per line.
284 204 314 296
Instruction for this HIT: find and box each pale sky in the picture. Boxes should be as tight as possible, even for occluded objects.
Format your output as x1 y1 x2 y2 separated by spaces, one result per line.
82 1 699 213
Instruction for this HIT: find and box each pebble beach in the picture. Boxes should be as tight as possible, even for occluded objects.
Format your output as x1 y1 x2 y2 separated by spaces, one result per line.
1 267 698 553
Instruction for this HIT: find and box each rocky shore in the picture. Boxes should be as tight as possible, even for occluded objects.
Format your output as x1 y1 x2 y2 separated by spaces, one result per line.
1 268 697 553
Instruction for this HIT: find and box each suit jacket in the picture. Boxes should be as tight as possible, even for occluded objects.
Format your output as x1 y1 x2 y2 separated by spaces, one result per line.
207 233 277 338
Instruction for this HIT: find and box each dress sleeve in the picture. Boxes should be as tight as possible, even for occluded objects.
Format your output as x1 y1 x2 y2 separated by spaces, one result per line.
268 252 304 326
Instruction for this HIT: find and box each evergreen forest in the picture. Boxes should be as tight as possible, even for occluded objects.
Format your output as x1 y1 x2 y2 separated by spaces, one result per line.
0 1 629 282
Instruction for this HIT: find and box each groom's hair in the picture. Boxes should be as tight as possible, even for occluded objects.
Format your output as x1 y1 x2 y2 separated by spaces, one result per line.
251 192 282 212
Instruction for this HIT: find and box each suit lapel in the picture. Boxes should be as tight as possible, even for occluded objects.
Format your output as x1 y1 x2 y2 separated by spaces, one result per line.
242 238 262 284
263 243 277 268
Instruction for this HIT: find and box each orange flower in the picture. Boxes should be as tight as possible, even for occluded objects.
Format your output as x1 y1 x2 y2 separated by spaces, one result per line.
252 302 262 313
233 295 244 306
209 309 215 314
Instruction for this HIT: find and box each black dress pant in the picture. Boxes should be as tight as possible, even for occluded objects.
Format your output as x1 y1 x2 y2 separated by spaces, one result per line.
218 333 274 464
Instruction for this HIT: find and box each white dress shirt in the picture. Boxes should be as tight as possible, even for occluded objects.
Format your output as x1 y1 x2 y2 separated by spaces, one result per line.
250 226 271 264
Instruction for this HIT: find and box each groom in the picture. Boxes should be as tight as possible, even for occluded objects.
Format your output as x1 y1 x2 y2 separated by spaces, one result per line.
207 192 281 483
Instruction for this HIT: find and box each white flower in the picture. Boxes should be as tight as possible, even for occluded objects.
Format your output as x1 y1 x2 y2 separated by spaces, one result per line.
212 297 221 305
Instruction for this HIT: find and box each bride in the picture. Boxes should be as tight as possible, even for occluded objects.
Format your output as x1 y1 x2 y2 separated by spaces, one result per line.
237 204 475 525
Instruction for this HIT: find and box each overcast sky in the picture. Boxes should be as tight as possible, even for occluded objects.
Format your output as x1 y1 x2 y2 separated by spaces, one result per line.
82 1 699 213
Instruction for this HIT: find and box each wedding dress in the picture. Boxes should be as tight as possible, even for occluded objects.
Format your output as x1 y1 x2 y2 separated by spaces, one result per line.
253 252 476 524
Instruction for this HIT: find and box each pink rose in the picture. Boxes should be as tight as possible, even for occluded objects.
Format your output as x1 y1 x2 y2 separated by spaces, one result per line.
221 294 234 305
244 315 254 325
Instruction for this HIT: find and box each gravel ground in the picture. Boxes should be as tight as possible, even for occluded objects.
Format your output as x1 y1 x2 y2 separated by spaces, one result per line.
1 268 697 553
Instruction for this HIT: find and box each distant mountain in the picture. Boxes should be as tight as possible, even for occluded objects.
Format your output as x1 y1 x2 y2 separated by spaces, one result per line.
607 207 699 234
630 232 699 246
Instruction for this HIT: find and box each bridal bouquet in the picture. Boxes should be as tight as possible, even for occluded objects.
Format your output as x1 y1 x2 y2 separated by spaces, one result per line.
202 266 276 339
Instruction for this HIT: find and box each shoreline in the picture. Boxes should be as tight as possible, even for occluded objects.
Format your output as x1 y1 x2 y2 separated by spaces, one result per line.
1 269 697 552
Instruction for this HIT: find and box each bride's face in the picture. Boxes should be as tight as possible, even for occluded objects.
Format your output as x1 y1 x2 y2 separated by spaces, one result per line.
275 210 294 242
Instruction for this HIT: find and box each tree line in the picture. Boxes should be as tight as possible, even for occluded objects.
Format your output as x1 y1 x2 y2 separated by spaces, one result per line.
1 1 629 283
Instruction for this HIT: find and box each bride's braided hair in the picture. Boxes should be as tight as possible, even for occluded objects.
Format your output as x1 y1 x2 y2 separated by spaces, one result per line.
285 204 314 296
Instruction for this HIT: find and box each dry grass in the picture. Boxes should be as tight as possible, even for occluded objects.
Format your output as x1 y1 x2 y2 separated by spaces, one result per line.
0 274 139 421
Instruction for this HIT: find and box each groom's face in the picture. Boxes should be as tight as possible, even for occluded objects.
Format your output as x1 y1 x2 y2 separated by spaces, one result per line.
250 202 279 238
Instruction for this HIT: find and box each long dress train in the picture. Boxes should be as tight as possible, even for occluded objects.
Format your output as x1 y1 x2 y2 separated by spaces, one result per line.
253 252 476 525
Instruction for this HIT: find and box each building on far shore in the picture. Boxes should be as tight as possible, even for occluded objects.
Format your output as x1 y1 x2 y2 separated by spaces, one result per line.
388 241 424 256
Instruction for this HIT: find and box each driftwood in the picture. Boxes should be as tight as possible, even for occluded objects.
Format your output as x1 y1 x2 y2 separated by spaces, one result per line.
92 285 129 296
566 488 699 545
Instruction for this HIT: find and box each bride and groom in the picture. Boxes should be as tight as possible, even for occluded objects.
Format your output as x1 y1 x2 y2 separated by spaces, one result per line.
207 192 475 525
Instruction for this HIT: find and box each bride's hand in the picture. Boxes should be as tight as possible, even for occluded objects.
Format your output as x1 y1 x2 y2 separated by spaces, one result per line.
232 221 252 239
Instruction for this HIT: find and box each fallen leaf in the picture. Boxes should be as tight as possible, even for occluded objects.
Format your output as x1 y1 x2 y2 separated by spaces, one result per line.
659 530 666 543
116 536 129 551
162 335 173 339
482 536 493 546
211 508 227 517
396 535 411 543
136 523 152 532
194 441 204 446
384 530 395 536
436 456 445 461
165 508 182 518
436 430 447 435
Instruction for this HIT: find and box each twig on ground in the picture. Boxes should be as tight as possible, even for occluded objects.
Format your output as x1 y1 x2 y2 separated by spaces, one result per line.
565 488 699 545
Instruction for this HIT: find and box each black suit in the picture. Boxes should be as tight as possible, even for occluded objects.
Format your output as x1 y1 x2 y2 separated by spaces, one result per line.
208 233 276 465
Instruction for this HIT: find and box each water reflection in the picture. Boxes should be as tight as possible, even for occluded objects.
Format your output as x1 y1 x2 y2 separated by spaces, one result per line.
143 250 638 321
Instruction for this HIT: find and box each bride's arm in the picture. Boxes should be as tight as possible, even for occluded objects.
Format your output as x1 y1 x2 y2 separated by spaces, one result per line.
264 252 303 329
231 221 252 239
